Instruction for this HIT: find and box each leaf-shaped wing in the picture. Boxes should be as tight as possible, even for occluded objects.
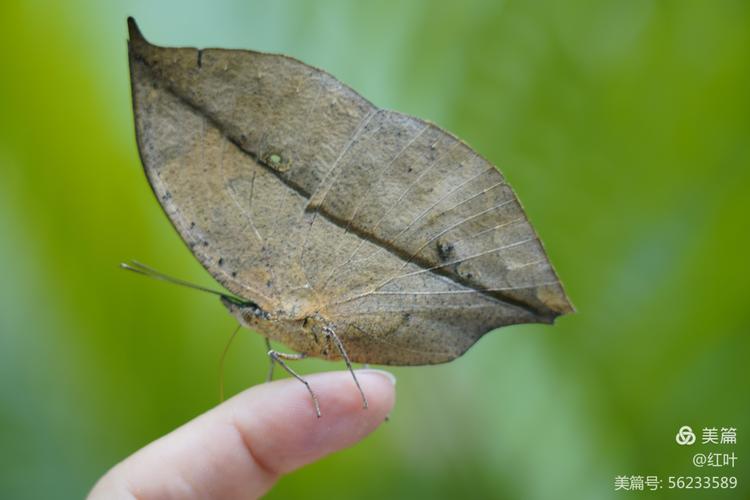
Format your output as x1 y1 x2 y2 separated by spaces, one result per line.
127 19 573 365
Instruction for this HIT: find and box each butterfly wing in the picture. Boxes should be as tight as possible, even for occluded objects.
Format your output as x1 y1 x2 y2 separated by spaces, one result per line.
128 19 573 364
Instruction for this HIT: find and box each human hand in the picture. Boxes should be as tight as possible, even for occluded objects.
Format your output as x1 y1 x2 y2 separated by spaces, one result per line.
89 370 396 499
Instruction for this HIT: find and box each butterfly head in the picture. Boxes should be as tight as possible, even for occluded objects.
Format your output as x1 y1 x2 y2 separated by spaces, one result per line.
220 295 270 327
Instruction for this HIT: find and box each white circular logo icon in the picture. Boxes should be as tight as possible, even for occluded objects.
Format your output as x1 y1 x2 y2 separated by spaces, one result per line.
675 425 696 445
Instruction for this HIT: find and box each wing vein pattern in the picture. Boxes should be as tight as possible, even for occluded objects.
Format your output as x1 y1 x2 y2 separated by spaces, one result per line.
127 20 572 365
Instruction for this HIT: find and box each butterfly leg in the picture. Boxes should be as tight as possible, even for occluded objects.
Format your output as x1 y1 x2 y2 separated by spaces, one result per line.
266 347 321 418
264 337 275 383
323 326 368 410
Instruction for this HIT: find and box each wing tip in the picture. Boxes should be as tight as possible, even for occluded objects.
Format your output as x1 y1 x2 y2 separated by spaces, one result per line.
543 299 576 325
127 17 145 43
536 281 575 318
556 298 577 315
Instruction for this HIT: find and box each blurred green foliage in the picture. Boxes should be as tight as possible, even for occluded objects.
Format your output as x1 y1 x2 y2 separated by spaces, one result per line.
1 1 748 498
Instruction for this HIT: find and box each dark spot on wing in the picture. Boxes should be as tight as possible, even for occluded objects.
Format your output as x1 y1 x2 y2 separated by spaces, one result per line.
436 241 454 261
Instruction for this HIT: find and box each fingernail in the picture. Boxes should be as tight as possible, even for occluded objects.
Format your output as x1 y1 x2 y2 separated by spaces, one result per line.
358 369 397 386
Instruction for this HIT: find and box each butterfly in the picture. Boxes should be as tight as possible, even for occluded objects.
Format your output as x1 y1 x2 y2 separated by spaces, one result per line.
125 18 573 416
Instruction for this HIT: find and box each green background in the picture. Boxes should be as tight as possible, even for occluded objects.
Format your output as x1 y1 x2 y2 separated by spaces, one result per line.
1 1 748 498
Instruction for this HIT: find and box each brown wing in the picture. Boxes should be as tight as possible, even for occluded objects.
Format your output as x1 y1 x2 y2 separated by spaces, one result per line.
127 18 573 365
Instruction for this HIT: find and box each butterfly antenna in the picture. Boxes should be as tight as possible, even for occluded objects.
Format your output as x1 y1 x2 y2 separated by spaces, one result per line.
219 324 242 402
120 260 230 298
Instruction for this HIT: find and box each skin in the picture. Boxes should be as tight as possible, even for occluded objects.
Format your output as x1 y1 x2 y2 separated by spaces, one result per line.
88 370 396 499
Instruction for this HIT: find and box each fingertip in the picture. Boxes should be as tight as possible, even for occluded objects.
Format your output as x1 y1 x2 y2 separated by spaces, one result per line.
355 369 397 413
231 370 395 474
357 368 397 390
